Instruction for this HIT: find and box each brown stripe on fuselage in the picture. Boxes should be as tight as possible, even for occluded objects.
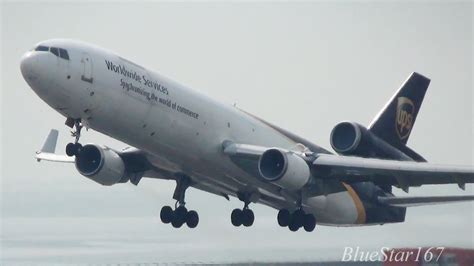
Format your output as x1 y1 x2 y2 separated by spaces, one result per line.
342 183 367 224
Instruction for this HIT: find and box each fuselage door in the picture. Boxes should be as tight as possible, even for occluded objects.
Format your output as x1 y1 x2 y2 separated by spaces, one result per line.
81 53 93 83
78 53 100 115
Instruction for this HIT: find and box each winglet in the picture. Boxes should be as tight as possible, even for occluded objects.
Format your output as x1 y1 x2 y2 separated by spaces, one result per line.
35 129 74 163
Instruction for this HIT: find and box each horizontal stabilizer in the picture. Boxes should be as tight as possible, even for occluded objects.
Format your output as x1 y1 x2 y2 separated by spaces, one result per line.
35 152 74 163
35 129 74 163
378 195 474 207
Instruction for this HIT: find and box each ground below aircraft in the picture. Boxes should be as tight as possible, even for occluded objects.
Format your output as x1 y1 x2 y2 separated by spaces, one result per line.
21 39 474 232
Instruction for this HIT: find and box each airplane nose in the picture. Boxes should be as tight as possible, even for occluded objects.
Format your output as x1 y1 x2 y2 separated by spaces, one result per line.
20 51 38 81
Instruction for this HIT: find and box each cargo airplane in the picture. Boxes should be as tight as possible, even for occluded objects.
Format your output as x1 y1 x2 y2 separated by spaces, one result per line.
21 39 474 232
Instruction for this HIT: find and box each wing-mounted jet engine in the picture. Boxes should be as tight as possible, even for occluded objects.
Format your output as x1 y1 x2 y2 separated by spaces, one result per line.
35 129 147 186
258 148 311 191
74 144 128 186
224 143 318 232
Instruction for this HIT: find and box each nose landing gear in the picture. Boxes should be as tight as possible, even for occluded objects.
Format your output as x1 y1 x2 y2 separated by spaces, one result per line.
65 119 83 157
160 175 200 229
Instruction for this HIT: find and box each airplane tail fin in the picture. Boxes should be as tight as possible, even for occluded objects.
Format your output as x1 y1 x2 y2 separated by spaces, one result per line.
369 72 430 150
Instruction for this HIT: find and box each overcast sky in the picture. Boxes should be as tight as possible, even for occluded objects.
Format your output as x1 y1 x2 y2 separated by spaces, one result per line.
1 1 473 264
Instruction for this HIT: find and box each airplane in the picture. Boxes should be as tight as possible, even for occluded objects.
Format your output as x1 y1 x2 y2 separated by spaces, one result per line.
20 39 474 232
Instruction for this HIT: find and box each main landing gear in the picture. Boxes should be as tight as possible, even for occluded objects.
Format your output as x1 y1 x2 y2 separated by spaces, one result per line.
160 175 199 229
65 119 83 157
231 192 255 227
277 208 316 232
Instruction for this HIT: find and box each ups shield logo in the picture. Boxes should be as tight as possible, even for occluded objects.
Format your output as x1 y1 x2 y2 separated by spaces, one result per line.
395 97 415 140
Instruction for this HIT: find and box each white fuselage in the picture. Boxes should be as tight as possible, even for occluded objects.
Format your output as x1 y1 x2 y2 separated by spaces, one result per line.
21 39 365 226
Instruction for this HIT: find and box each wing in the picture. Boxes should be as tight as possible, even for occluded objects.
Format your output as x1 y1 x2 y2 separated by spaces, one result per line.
378 195 474 207
222 141 268 158
312 154 474 190
222 142 474 190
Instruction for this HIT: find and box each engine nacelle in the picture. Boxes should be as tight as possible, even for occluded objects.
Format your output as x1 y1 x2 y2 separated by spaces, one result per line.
258 148 311 191
75 144 128 186
330 121 416 160
330 121 368 154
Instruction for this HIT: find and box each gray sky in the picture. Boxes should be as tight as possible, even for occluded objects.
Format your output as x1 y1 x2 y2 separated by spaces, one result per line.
1 1 473 264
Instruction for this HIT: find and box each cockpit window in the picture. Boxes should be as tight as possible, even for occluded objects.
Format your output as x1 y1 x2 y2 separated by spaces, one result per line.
50 47 59 57
59 48 69 60
35 45 49 52
36 45 69 60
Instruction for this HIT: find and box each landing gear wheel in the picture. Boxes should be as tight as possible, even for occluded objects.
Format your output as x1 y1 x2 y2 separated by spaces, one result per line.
283 209 316 232
288 220 300 232
74 143 82 154
232 192 256 228
292 209 305 229
231 208 243 227
161 175 201 229
171 205 187 228
303 214 316 232
65 142 82 157
171 216 184 228
160 206 173 224
175 205 187 218
186 210 199 228
277 209 290 227
242 209 254 227
171 206 188 228
66 143 76 157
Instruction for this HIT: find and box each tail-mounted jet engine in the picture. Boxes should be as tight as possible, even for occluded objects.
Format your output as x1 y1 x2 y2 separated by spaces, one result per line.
75 144 129 186
330 121 416 160
330 121 371 155
258 148 311 191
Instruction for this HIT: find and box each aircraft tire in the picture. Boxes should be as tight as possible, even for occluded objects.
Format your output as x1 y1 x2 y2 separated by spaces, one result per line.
277 209 290 227
160 206 173 224
186 210 199 228
175 205 187 218
303 214 316 232
288 220 299 232
66 143 76 157
74 143 83 155
171 206 187 228
242 209 254 227
171 216 184 228
231 208 243 226
292 209 305 228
